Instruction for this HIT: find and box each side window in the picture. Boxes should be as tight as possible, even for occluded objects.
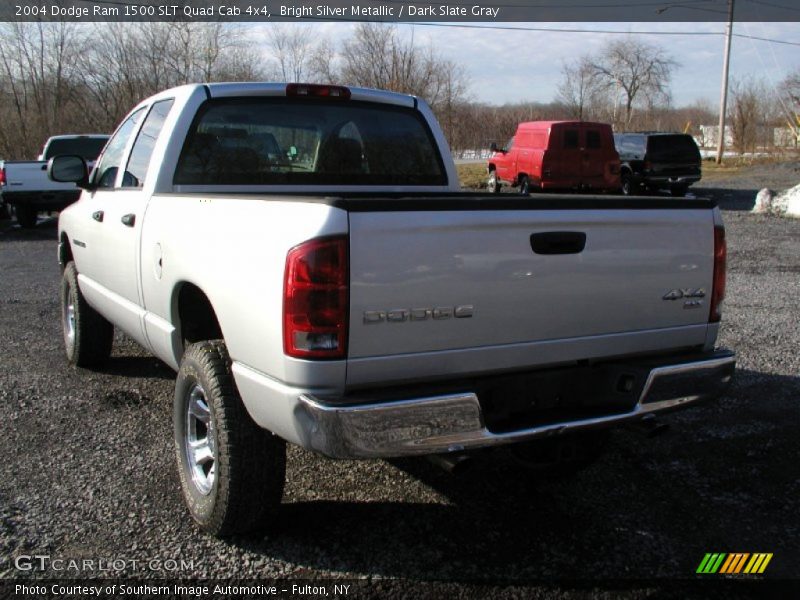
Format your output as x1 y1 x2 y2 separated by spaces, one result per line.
94 108 145 189
586 130 602 149
564 129 579 149
122 100 175 188
505 136 515 151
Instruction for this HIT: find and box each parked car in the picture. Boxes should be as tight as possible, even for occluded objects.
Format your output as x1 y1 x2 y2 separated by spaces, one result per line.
52 83 733 536
0 134 108 228
487 121 621 194
614 132 702 197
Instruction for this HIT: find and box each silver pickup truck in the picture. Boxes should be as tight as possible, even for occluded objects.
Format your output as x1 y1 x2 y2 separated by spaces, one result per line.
51 83 735 537
0 135 108 228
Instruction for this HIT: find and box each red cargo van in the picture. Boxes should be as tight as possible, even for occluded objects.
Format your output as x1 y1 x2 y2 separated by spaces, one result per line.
487 121 621 194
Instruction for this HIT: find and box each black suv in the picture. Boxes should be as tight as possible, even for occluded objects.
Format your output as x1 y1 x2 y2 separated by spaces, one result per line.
614 132 702 197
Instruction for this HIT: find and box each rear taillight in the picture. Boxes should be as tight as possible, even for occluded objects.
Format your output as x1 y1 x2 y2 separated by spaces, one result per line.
643 161 652 171
283 236 348 359
0 167 5 186
286 83 351 99
710 226 726 323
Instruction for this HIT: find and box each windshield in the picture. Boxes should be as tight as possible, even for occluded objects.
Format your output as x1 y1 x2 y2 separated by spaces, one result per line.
646 135 700 162
44 137 108 161
174 98 447 186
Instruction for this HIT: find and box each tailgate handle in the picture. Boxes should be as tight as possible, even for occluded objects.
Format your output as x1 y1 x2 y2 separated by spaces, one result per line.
530 231 586 255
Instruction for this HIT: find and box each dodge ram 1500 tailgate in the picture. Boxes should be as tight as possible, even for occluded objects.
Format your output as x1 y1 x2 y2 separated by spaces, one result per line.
345 196 719 387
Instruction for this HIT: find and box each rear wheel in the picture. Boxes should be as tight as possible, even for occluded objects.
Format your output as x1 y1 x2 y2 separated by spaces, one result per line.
174 340 286 537
15 204 37 229
620 172 638 196
670 184 688 197
487 169 500 194
60 261 114 367
519 175 530 195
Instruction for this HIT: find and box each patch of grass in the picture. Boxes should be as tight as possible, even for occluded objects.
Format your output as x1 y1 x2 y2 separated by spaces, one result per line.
457 163 488 190
700 160 744 181
701 152 799 180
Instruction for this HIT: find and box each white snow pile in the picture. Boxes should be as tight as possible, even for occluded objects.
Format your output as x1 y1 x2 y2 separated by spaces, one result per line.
752 184 800 218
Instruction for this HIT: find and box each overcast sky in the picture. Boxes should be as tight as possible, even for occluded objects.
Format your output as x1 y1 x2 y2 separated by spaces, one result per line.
265 21 799 110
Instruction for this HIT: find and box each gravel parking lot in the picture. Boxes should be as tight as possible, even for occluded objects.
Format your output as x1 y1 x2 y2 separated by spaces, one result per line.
1 165 798 595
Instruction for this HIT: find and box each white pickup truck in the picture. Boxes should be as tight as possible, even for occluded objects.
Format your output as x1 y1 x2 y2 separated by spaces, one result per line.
0 134 108 228
51 83 735 537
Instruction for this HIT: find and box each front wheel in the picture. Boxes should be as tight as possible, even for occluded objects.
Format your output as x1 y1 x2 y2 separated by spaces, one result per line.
61 261 113 367
487 170 500 194
519 175 530 195
174 340 286 537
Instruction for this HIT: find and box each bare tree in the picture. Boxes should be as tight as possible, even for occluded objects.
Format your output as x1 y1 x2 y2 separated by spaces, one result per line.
338 24 466 103
0 22 84 157
0 22 267 159
268 25 313 82
729 77 765 154
589 38 677 129
556 58 599 121
308 38 338 83
329 24 469 147
781 69 800 109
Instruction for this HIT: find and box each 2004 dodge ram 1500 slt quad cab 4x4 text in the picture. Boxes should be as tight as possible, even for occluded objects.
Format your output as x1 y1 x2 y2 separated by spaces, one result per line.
50 82 735 537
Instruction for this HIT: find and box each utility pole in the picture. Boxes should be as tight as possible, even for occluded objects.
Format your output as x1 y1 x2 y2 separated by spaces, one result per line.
716 0 735 164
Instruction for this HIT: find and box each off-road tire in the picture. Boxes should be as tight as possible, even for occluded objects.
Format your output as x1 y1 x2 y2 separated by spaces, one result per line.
174 340 286 537
60 261 114 367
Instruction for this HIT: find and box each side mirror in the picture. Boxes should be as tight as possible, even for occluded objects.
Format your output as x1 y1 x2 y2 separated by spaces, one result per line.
48 155 91 189
489 142 499 153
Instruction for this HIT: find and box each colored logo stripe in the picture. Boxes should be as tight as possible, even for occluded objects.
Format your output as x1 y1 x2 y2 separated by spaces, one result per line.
720 553 749 574
744 553 773 574
697 553 726 573
697 552 773 575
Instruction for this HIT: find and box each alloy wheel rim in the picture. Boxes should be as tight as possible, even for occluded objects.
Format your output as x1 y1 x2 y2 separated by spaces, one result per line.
184 384 216 495
63 285 76 346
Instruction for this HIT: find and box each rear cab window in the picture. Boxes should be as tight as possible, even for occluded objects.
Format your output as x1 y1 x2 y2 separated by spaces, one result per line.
646 135 701 162
615 134 645 158
174 98 447 186
44 138 108 161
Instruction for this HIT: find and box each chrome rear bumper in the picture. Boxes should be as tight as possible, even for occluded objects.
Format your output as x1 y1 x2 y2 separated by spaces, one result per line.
297 350 735 458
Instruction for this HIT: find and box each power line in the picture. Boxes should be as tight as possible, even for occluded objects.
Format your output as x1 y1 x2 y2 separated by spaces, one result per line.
733 32 800 46
745 0 800 12
386 21 800 46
